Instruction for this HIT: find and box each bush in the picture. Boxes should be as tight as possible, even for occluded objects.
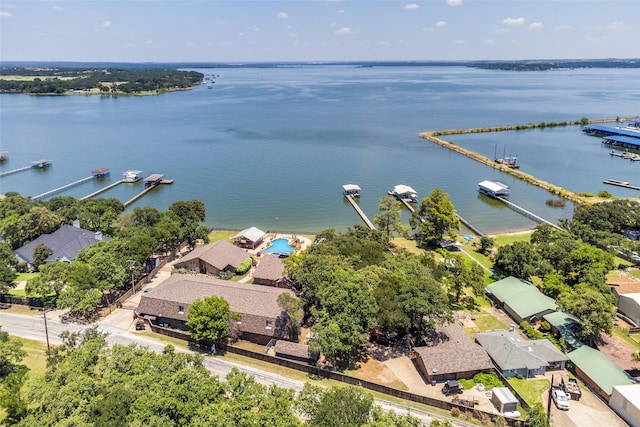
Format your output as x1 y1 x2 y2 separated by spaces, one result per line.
597 190 614 199
172 267 189 275
450 407 460 418
515 374 525 380
472 372 503 390
235 258 252 275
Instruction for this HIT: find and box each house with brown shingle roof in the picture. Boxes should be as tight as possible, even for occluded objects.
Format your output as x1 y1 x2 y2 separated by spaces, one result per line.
272 340 316 364
173 240 251 277
253 255 286 287
413 323 493 383
136 273 298 345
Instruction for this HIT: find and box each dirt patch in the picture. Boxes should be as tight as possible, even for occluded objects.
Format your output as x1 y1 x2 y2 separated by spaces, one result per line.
597 331 639 371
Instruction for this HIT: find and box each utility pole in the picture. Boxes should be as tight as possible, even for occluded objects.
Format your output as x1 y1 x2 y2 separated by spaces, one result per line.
41 307 51 355
127 260 136 294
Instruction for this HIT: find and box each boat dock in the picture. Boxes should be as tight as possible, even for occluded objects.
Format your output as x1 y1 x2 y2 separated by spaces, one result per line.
496 197 564 231
399 195 484 236
0 159 53 178
80 179 125 200
343 188 376 230
123 174 173 207
603 179 640 191
31 175 94 201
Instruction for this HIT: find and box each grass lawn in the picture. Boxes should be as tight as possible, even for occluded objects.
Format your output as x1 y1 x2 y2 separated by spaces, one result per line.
492 231 533 247
507 377 550 407
611 326 640 351
16 272 39 282
391 238 423 255
464 311 509 337
626 269 640 280
207 230 236 243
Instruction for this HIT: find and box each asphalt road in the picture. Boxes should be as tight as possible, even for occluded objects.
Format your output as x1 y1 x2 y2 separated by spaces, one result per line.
0 311 476 427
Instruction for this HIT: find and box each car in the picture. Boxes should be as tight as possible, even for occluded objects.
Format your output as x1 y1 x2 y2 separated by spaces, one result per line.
552 389 570 410
442 380 464 396
135 321 146 331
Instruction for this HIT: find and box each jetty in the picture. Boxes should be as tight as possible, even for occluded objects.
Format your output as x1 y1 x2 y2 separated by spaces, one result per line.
123 174 173 207
496 197 563 231
342 185 375 230
80 179 125 200
0 159 53 178
31 175 94 201
603 179 640 191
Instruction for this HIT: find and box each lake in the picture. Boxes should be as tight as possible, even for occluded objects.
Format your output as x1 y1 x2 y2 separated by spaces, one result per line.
1 65 638 235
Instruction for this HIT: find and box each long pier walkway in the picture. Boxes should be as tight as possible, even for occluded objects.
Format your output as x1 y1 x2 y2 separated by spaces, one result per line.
123 184 157 208
80 179 125 200
603 179 640 191
497 197 564 231
0 165 33 178
398 197 484 236
345 195 376 230
31 176 94 201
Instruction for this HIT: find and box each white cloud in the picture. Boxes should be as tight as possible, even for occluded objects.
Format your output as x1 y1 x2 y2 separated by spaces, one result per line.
554 24 572 31
334 27 353 35
403 4 419 10
453 39 465 45
101 20 112 28
0 11 12 17
52 5 63 11
435 21 446 28
277 12 288 19
607 21 630 31
528 22 543 30
502 17 524 26
447 0 462 6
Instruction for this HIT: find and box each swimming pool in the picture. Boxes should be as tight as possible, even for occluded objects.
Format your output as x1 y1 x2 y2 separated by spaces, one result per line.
265 238 295 255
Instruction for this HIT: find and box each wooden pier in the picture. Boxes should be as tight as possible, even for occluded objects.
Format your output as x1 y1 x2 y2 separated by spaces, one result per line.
80 179 125 200
603 179 640 191
496 197 564 231
123 175 173 207
344 194 376 230
0 165 32 178
31 175 94 201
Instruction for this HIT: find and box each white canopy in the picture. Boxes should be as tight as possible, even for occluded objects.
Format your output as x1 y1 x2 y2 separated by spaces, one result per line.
392 184 417 195
233 226 266 243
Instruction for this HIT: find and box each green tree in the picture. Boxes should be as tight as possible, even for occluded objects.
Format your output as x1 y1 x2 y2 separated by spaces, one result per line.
186 295 230 342
525 403 550 427
277 293 304 342
0 242 18 293
478 235 494 254
557 285 615 344
56 262 101 316
25 262 69 302
494 241 541 280
32 243 51 271
373 196 409 238
414 189 460 248
0 327 26 379
309 385 374 427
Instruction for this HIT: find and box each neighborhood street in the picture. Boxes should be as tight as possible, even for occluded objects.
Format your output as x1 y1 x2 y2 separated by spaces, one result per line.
0 310 476 427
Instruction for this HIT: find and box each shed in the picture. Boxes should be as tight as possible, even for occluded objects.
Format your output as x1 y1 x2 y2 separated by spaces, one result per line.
618 293 640 326
491 387 519 413
610 384 640 427
273 340 316 364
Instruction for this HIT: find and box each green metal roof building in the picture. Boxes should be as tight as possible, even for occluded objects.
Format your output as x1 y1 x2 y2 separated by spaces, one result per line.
486 276 557 324
568 345 636 402
542 311 582 351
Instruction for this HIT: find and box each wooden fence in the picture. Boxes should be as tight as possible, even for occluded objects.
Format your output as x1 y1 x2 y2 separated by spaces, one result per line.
148 322 523 426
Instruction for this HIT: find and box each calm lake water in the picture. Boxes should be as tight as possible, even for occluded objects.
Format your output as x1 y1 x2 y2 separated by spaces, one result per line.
1 66 639 235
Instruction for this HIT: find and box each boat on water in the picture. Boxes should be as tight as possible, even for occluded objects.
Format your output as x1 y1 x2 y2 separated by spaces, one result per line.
123 170 143 182
494 145 519 168
389 184 418 203
0 151 7 161
478 180 510 198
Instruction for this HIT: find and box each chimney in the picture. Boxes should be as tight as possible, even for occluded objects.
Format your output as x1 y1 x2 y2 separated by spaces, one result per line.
95 231 103 241
72 219 81 228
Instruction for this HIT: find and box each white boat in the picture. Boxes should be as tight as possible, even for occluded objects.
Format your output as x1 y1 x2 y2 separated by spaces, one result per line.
123 170 143 182
478 180 510 198
389 184 418 203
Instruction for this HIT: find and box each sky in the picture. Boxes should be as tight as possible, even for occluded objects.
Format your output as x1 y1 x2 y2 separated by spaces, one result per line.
1 0 639 62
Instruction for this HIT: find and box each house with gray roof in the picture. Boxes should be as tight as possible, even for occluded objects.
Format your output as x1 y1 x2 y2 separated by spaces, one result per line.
475 330 567 378
413 323 494 383
14 222 109 269
136 273 298 345
486 276 557 324
253 255 286 287
173 240 251 277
